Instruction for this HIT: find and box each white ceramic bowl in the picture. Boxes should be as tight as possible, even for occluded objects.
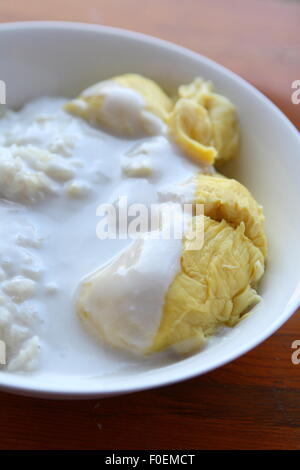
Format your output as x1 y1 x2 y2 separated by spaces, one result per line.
0 21 299 399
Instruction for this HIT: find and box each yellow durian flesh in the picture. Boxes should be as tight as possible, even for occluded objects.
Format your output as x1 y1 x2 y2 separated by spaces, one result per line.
204 92 239 165
167 99 218 165
64 73 172 134
170 77 239 165
150 215 264 354
76 172 267 356
192 173 267 257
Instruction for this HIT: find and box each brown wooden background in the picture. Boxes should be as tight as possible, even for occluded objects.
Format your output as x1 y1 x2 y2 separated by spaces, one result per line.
0 0 299 450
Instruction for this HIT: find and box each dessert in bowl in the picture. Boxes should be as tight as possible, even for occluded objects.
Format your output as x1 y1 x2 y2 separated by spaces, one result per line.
0 22 299 398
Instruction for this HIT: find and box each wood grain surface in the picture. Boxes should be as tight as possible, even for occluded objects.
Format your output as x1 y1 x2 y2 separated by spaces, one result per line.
0 0 300 450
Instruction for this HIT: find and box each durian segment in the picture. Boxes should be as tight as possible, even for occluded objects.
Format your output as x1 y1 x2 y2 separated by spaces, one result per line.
169 77 239 165
64 74 172 136
192 173 267 257
167 98 218 165
150 216 264 353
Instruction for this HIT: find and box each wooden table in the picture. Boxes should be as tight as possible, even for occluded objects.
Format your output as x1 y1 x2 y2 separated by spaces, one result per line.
0 0 299 450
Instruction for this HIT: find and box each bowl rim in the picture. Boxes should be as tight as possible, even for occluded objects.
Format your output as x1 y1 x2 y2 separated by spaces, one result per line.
0 20 299 399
